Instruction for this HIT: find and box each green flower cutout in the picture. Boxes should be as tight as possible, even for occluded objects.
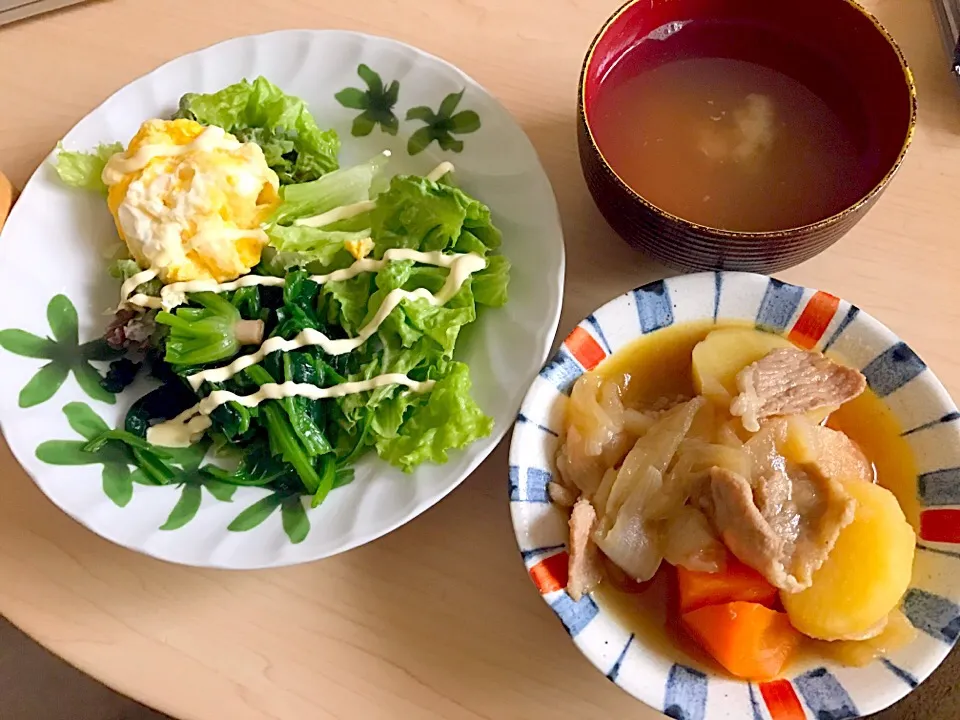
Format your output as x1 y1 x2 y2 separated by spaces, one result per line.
36 403 234 530
228 490 310 544
335 64 401 137
36 402 141 507
0 295 120 408
405 89 481 155
156 442 236 531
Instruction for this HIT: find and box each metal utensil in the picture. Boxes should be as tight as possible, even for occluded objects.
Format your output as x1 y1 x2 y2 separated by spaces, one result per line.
933 0 960 85
0 0 90 28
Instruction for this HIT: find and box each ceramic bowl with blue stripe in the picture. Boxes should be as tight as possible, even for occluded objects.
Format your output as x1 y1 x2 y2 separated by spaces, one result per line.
508 271 960 719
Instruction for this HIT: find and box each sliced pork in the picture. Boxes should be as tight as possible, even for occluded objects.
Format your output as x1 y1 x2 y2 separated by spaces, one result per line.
705 466 856 593
730 347 866 432
567 498 603 601
548 480 579 508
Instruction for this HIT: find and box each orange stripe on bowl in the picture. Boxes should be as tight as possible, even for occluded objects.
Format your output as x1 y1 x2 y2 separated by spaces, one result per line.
760 679 806 720
788 292 840 350
565 326 606 371
920 509 960 544
529 551 569 594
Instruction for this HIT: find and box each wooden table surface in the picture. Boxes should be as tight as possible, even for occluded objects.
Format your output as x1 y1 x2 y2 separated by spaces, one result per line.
0 1 958 718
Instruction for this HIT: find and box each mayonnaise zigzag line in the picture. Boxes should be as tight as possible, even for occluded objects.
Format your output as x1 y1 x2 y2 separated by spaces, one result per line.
185 251 486 389
147 373 436 447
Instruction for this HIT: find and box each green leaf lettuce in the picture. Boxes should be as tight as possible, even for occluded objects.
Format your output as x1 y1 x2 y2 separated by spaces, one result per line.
375 362 493 472
53 142 123 194
174 76 340 184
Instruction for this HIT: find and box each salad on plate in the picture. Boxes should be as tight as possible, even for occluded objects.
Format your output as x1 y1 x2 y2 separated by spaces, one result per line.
54 76 510 509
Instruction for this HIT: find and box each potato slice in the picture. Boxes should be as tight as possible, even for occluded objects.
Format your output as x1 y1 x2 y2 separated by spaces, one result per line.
780 417 875 484
781 480 916 640
692 328 794 403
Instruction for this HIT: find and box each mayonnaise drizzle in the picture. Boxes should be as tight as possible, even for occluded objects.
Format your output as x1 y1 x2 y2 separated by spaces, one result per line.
122 248 482 314
290 161 454 228
147 374 435 447
120 268 160 309
426 161 454 182
186 250 485 389
101 126 238 185
114 158 474 445
293 200 375 228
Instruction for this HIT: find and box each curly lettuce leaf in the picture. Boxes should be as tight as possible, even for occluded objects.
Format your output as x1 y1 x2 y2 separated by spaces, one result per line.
334 336 437 430
174 76 340 184
328 260 482 460
321 259 476 352
366 260 475 355
472 255 510 307
54 142 122 194
265 225 368 270
370 175 502 257
269 152 388 226
375 362 492 472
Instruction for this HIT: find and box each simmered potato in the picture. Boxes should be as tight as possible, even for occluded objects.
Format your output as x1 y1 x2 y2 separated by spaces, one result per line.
777 416 875 484
781 480 915 640
692 328 794 402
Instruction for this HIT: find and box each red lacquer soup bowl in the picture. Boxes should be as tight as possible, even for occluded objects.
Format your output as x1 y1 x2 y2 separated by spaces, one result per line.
578 0 917 274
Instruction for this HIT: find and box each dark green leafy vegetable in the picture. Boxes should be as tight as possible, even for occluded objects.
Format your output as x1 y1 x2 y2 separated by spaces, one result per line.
82 429 172 456
245 364 324 495
201 440 289 487
124 380 197 438
100 358 141 394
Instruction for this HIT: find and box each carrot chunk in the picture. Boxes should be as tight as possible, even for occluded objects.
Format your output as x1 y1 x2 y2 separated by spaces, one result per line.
682 601 802 681
677 557 778 613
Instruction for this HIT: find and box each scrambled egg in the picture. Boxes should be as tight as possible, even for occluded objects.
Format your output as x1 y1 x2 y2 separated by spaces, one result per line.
344 237 375 261
103 119 280 283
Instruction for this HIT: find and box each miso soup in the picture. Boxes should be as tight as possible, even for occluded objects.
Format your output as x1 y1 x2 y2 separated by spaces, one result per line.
589 21 879 232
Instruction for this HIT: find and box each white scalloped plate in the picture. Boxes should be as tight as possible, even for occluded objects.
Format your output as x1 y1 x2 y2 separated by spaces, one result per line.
0 30 564 568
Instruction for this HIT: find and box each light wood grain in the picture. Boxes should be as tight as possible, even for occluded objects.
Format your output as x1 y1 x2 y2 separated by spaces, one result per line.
0 1 958 719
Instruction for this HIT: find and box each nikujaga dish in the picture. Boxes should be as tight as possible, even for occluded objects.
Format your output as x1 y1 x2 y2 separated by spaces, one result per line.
509 273 960 719
552 322 917 680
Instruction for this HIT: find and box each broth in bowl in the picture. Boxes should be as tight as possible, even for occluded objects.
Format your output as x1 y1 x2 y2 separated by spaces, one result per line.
589 20 878 232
